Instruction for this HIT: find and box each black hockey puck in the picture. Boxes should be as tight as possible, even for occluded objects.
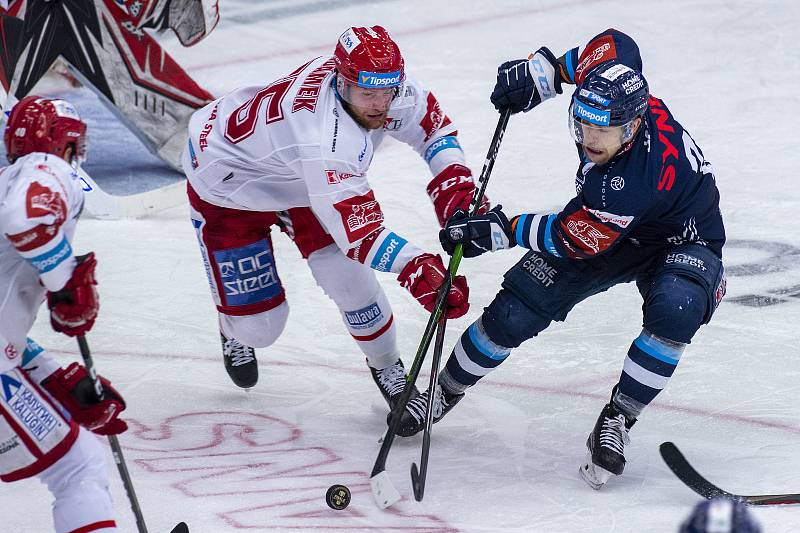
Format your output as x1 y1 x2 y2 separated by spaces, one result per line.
326 484 351 510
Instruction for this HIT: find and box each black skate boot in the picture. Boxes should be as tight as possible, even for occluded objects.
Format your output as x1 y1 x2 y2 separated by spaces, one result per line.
368 358 420 410
579 400 636 489
220 332 258 389
390 384 464 437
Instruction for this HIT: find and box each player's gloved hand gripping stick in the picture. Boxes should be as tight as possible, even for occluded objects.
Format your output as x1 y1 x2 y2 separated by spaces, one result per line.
370 108 512 508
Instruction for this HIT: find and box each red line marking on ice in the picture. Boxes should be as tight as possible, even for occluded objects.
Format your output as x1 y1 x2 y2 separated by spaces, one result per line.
125 411 458 530
186 0 601 72
48 345 800 436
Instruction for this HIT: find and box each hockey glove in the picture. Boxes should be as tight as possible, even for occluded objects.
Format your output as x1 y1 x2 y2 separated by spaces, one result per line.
397 253 470 319
42 362 128 436
440 205 515 258
47 253 99 337
426 164 490 227
169 0 220 47
490 47 563 113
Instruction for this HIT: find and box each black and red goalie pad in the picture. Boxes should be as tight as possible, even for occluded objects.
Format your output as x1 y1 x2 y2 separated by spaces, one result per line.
0 0 214 169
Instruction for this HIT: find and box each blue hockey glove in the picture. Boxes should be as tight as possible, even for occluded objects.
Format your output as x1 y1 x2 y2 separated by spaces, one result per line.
490 47 563 113
439 205 515 258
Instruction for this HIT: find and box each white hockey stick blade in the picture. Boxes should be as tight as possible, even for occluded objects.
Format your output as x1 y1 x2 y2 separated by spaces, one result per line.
371 471 401 509
77 168 186 219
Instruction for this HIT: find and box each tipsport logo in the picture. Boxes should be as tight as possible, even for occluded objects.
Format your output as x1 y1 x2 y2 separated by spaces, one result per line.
579 88 610 106
30 238 72 274
357 70 401 88
371 233 407 272
573 100 610 126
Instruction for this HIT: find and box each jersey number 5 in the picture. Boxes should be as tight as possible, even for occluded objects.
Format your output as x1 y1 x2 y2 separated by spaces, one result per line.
224 78 295 143
224 59 315 143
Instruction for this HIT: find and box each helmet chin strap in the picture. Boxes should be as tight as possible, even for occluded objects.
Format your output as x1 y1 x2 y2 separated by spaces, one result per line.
617 116 643 157
332 75 346 103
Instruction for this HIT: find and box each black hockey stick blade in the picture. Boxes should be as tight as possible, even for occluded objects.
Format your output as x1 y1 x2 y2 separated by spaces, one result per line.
170 522 189 533
410 313 447 502
411 462 425 501
660 442 800 505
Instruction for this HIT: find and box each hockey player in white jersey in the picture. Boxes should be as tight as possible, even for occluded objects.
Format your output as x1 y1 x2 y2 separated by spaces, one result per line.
0 96 127 532
184 26 479 406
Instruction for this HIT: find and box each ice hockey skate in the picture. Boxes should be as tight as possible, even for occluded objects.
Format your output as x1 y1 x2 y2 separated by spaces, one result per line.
580 400 636 490
368 358 420 409
391 383 464 437
220 332 258 389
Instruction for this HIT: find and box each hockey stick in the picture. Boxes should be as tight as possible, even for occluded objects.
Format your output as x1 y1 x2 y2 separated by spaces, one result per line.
370 108 512 508
410 312 447 501
76 335 150 532
76 168 187 220
660 442 800 505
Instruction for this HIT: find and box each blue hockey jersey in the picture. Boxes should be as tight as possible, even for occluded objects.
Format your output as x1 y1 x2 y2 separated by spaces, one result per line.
512 29 725 259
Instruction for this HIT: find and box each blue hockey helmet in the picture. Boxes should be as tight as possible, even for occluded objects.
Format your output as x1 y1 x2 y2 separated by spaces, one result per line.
679 498 762 533
569 61 649 145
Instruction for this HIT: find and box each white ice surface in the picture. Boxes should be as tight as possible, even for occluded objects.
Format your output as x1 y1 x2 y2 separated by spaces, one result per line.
2 0 800 531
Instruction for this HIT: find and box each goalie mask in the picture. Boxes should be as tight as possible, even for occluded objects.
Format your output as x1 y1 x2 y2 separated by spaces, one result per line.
333 26 405 113
4 96 88 165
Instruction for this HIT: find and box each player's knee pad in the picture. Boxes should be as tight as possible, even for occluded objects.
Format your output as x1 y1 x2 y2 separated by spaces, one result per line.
41 429 107 494
219 300 289 348
643 274 707 344
307 244 397 365
39 430 115 533
307 244 382 308
482 289 551 349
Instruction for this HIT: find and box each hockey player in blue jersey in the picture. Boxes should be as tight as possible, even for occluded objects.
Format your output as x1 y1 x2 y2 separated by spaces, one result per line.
393 29 727 490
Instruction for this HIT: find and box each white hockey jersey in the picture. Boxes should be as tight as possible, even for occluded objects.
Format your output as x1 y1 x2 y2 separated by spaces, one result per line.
0 153 84 371
183 56 468 273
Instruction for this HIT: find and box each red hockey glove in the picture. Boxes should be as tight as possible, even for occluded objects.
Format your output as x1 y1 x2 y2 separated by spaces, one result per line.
397 253 470 318
47 252 99 337
426 164 490 227
42 362 127 436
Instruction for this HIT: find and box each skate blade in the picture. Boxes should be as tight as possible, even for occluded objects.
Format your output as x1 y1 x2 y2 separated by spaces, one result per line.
579 453 615 490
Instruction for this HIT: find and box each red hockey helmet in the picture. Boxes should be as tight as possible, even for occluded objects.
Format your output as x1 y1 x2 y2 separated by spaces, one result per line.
333 26 405 89
4 95 88 164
